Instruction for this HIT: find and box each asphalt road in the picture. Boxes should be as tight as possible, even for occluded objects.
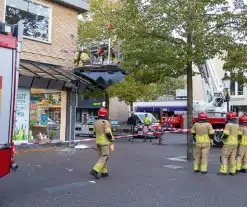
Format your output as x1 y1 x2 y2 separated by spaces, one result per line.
1 134 247 207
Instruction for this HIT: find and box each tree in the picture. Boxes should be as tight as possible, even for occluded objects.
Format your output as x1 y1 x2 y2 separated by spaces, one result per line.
77 0 185 113
223 44 247 84
79 0 247 160
107 0 247 160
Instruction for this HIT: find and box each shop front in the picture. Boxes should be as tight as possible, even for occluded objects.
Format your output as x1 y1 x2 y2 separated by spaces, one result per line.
13 87 65 143
13 59 98 144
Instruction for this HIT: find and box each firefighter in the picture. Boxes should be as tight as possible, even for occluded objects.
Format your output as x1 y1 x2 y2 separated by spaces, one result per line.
218 112 240 176
236 114 247 173
90 107 115 179
144 113 151 142
191 112 214 174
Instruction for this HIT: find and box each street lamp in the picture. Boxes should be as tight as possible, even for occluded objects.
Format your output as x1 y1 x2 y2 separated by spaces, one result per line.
221 72 231 112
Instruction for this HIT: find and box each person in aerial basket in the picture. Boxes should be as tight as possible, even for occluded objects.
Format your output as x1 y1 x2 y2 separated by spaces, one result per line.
90 107 115 179
191 112 214 174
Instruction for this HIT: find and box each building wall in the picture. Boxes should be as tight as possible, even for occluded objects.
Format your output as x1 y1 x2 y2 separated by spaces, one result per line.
109 98 129 121
22 0 78 67
0 0 5 22
1 0 78 67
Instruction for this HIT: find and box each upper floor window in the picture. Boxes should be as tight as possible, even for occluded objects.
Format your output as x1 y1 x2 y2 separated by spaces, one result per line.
5 0 51 43
230 81 244 96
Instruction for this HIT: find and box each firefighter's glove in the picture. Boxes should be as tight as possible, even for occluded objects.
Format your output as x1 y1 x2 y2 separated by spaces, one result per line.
209 134 214 139
221 134 228 140
238 135 242 141
106 133 113 141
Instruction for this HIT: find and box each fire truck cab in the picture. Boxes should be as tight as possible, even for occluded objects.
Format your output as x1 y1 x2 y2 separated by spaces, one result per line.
0 22 23 178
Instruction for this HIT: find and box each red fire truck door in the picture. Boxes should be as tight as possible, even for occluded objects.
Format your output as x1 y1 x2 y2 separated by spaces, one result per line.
0 35 17 178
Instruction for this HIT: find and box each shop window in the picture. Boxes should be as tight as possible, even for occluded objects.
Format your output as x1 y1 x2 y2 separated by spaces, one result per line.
238 83 244 95
29 90 61 141
230 81 235 95
84 95 89 100
5 0 51 42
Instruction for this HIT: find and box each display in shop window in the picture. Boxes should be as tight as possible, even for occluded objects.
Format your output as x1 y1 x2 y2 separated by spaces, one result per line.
29 91 61 141
13 88 30 142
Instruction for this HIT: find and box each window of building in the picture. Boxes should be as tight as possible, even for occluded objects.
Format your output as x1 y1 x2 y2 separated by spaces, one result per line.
84 95 89 100
230 81 235 95
230 81 244 96
5 0 51 42
238 83 244 95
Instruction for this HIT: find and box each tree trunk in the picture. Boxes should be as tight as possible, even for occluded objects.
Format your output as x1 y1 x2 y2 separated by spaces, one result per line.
187 61 194 161
130 101 133 112
105 91 110 117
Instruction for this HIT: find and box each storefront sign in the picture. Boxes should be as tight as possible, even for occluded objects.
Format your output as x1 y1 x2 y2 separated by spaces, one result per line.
13 88 30 142
93 102 101 106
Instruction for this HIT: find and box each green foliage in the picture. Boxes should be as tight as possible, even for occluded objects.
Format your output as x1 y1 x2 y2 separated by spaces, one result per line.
223 44 247 85
111 0 247 82
78 0 247 108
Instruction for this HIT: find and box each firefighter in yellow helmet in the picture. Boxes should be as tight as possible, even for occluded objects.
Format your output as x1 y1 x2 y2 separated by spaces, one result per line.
90 107 115 179
236 115 247 173
218 112 241 176
191 112 214 174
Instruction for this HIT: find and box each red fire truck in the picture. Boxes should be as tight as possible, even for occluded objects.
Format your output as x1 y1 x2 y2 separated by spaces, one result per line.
0 22 23 178
162 60 230 146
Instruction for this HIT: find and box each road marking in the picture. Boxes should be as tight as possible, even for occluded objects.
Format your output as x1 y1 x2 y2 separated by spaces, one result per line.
89 181 96 183
43 180 96 193
167 156 187 162
162 165 184 169
75 144 90 149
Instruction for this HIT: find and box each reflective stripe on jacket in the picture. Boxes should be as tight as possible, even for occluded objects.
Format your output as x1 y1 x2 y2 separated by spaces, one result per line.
93 119 115 145
191 122 214 144
144 117 151 125
222 123 240 145
239 126 247 146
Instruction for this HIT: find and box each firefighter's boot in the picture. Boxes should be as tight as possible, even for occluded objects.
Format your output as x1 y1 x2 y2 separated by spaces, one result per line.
90 170 100 179
240 169 246 173
217 164 228 176
101 173 109 177
217 172 228 176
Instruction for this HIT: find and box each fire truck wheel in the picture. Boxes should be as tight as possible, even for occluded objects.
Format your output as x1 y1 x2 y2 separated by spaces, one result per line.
213 131 223 147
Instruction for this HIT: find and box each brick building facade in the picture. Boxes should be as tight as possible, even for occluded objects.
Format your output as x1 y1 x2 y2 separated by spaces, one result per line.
0 0 91 143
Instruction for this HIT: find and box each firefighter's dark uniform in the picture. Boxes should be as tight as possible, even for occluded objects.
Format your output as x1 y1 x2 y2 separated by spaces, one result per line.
91 118 114 178
191 120 214 173
218 119 241 175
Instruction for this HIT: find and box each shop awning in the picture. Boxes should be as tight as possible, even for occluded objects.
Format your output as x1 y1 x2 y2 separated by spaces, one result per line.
19 60 104 91
74 65 128 89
